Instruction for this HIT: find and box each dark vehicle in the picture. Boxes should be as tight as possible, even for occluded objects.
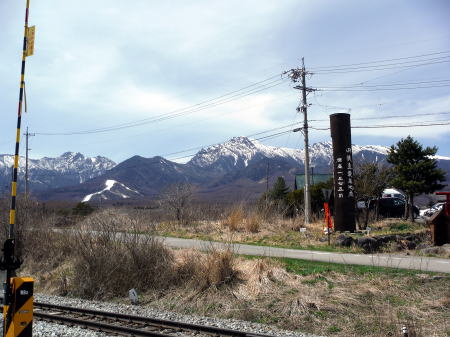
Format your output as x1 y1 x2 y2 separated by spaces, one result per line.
369 197 419 218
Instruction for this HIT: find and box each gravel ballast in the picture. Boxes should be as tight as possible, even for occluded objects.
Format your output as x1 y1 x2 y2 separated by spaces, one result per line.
22 294 323 337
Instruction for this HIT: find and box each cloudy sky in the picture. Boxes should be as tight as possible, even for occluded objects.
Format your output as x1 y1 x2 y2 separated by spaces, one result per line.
1 0 449 163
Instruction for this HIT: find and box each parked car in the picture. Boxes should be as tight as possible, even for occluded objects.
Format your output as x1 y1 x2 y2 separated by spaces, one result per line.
382 188 405 200
420 202 444 217
369 197 419 218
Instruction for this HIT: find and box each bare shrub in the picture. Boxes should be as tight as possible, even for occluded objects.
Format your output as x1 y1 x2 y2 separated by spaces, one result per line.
70 209 174 299
159 183 195 225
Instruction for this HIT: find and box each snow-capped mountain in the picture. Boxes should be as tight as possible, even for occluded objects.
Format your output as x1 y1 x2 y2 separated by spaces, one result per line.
189 136 302 172
0 152 116 193
188 137 391 173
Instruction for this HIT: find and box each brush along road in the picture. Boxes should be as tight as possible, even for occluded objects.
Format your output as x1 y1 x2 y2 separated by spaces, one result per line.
158 236 450 273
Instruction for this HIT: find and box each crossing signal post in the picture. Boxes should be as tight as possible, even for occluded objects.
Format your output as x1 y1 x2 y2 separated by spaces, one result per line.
1 1 35 336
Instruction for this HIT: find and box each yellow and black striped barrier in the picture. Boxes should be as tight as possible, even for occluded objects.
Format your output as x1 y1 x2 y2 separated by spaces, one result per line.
2 1 35 336
2 278 33 337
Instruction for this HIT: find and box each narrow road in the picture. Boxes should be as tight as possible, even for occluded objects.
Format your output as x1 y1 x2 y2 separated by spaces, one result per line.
159 236 450 273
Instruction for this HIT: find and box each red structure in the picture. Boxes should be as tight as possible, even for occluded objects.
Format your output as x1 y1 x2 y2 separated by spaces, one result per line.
435 192 450 216
430 191 450 245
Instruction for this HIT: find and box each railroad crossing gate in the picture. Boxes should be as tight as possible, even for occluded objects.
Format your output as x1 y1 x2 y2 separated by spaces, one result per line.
3 277 33 337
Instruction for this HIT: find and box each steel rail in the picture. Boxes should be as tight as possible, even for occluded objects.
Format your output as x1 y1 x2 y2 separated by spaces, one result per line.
33 310 171 337
34 302 276 337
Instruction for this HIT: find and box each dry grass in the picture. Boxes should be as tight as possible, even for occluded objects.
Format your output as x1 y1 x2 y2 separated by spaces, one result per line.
176 246 239 290
20 221 449 337
146 256 449 337
11 203 449 337
22 209 240 298
244 212 262 233
223 204 246 232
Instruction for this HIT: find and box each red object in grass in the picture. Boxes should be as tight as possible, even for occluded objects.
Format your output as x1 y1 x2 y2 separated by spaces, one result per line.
324 202 333 229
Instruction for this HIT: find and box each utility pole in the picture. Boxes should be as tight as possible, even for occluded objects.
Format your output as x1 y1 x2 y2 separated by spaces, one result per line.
24 127 35 196
286 57 315 225
266 162 269 194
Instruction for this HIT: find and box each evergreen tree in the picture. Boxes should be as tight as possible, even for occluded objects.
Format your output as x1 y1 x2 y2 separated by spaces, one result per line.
72 202 95 216
387 136 446 221
286 179 333 217
269 177 290 201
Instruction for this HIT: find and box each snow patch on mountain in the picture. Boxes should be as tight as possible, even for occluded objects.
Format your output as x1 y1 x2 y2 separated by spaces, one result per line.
82 179 141 202
83 180 117 202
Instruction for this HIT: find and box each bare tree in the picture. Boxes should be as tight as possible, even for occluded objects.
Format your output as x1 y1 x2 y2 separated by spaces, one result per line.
160 183 195 225
354 162 392 228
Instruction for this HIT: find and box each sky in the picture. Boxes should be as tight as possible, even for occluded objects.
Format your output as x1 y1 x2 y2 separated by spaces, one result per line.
0 0 449 164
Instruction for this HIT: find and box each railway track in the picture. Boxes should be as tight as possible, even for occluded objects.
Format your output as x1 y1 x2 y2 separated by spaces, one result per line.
34 302 278 337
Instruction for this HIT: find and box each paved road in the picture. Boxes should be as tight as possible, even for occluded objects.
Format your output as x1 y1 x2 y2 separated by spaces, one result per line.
159 236 450 273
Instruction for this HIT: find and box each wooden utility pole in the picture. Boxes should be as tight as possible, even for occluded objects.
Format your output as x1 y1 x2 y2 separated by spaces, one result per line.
24 127 35 196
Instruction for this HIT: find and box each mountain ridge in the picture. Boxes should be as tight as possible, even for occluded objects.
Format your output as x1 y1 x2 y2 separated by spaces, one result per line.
21 137 448 202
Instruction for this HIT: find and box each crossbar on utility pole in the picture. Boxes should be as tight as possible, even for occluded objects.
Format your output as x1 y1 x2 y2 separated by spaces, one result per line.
285 58 316 225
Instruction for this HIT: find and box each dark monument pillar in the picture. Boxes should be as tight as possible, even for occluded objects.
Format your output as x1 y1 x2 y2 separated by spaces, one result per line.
330 113 356 232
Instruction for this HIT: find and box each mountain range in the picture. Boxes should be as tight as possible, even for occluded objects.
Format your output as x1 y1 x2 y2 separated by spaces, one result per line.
0 152 115 195
0 137 448 203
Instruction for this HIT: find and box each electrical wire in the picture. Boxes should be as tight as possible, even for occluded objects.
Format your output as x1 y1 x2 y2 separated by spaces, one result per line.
310 120 450 130
167 129 294 161
316 78 450 89
162 122 302 158
35 74 287 136
317 83 450 91
168 119 450 160
309 111 450 122
309 50 450 70
313 59 450 74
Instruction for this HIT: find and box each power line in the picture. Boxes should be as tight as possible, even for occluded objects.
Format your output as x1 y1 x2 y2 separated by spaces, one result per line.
314 55 450 72
163 122 302 158
310 120 450 130
167 129 297 162
309 50 450 70
317 83 450 91
315 78 450 89
36 79 285 135
313 59 450 74
35 74 287 136
310 111 450 122
163 118 450 161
